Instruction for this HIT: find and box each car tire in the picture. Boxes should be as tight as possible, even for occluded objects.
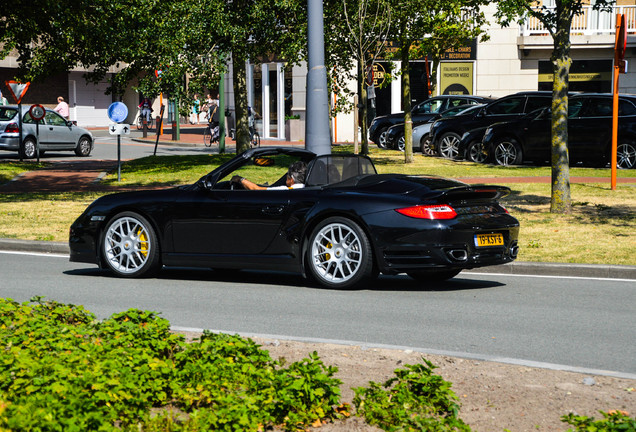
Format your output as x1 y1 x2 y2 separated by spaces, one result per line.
494 138 523 166
407 269 461 282
306 217 374 289
437 133 461 159
75 136 92 157
22 137 37 159
617 142 636 169
466 141 488 164
420 134 435 156
377 128 389 149
102 212 160 278
396 134 405 152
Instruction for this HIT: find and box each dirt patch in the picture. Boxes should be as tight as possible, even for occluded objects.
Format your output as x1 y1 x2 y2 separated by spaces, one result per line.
249 337 635 432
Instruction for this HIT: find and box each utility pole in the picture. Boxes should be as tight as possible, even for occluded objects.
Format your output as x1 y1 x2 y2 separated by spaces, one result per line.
305 0 331 155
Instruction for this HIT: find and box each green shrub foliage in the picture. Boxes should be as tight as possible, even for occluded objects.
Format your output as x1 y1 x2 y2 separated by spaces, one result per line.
562 410 636 431
353 358 471 431
0 297 343 431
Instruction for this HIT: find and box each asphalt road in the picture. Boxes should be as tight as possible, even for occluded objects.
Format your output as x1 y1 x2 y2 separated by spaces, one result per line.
1 250 634 379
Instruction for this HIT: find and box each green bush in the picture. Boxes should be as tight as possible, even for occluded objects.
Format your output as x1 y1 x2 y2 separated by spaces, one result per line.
353 358 471 431
562 410 636 431
0 297 343 431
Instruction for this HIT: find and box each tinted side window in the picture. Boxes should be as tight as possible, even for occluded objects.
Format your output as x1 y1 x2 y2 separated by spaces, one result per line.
413 100 445 114
568 98 586 118
581 98 613 117
524 96 552 113
0 108 18 121
619 99 636 116
486 97 525 115
449 98 475 108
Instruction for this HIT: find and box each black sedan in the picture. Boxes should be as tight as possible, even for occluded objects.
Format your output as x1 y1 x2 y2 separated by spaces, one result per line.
482 93 636 168
69 147 520 289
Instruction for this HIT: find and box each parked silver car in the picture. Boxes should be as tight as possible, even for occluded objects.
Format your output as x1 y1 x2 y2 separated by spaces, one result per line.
0 105 93 158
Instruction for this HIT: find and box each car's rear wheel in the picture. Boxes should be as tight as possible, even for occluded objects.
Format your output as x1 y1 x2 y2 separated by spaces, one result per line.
22 137 37 159
396 134 405 152
466 141 488 163
494 138 523 166
75 136 92 157
377 128 389 149
407 269 462 282
617 142 636 169
437 133 461 159
420 134 435 156
306 217 374 289
102 212 160 278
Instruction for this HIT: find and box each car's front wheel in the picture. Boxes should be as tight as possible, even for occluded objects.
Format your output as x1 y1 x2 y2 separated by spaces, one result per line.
494 138 523 166
306 217 374 289
75 136 92 157
396 134 405 152
617 142 636 169
437 133 461 159
102 212 160 277
376 128 389 149
420 134 435 156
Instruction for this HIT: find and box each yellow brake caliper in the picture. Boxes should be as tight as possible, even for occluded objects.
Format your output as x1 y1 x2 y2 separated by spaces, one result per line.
137 229 148 257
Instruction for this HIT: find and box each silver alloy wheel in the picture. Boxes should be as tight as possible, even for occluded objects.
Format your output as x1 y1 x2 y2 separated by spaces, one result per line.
438 133 460 159
377 130 388 149
397 135 405 152
75 137 92 156
104 216 152 274
23 138 36 158
310 222 363 284
468 141 487 163
494 141 519 166
421 134 435 156
617 143 636 169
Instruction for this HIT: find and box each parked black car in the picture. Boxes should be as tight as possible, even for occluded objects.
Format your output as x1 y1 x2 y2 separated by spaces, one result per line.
481 93 636 168
457 126 490 163
385 104 485 152
429 91 554 159
368 95 492 149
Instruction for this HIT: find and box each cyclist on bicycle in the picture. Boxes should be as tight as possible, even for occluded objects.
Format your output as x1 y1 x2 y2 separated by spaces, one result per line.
138 97 153 124
207 100 220 143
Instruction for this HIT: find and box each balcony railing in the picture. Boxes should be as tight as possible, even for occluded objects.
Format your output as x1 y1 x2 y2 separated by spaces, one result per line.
519 5 636 36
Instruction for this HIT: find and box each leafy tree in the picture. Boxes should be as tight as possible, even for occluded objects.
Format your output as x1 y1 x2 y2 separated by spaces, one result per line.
495 0 613 213
325 0 391 155
386 0 488 163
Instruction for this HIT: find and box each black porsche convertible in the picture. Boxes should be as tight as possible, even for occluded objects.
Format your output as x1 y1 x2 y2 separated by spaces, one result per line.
69 147 519 289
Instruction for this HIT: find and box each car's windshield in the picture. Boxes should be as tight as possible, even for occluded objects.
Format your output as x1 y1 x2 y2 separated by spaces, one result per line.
0 108 18 121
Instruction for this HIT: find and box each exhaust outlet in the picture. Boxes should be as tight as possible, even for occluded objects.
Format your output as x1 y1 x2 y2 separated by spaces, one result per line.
447 249 468 262
509 244 519 259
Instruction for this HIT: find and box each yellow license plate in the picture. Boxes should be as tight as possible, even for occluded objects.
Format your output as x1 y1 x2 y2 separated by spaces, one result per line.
475 233 504 247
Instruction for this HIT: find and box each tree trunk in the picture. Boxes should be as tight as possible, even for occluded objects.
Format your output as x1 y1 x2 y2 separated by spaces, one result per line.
358 57 369 155
233 54 250 154
401 39 413 163
550 2 572 214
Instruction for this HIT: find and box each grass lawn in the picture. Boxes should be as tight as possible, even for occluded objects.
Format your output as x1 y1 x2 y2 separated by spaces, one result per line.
0 148 634 265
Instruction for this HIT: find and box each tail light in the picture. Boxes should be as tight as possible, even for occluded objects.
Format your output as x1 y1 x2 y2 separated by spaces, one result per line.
396 204 458 220
4 123 19 133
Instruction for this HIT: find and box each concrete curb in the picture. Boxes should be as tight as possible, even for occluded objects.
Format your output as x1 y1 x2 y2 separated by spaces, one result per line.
1 238 634 280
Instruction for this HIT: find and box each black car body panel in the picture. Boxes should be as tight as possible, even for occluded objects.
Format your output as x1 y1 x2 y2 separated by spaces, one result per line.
429 92 554 156
481 93 636 168
70 148 519 287
368 95 493 145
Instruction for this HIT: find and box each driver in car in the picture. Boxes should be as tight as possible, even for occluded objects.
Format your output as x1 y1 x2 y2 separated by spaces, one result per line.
232 161 307 190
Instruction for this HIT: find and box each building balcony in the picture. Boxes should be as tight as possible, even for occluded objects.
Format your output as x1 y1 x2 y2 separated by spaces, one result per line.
518 5 636 50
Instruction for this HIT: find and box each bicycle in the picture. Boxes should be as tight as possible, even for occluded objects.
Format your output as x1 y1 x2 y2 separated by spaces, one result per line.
250 126 260 148
203 122 219 147
136 111 154 130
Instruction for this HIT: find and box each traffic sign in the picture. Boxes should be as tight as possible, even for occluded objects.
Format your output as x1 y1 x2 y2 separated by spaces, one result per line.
4 80 30 104
109 123 130 135
108 102 128 123
29 104 46 121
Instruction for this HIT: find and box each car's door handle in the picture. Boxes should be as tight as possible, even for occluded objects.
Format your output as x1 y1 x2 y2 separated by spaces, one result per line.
262 205 284 215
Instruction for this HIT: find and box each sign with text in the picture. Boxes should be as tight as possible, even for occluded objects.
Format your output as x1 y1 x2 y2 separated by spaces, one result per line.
439 62 473 95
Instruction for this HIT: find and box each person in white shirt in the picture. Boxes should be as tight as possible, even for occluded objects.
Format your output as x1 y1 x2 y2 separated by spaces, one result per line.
232 161 307 190
54 96 69 119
